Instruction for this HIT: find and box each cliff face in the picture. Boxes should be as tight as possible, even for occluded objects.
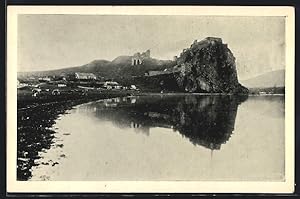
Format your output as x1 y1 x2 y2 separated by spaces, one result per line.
174 37 248 94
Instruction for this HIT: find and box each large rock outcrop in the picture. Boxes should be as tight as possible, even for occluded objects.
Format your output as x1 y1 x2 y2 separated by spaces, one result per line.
174 37 248 94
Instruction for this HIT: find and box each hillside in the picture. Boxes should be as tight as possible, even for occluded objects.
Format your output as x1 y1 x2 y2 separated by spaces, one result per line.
18 38 249 94
240 69 285 88
18 55 176 80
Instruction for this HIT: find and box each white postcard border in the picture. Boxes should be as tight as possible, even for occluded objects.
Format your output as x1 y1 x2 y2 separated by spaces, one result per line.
7 6 295 193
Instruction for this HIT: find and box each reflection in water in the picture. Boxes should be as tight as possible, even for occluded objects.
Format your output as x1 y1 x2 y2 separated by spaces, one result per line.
85 95 248 150
30 94 285 181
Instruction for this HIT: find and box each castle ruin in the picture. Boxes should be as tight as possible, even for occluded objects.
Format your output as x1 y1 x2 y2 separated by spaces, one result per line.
131 49 151 66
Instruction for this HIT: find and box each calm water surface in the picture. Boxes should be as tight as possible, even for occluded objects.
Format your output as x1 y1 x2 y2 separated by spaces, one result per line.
30 94 285 181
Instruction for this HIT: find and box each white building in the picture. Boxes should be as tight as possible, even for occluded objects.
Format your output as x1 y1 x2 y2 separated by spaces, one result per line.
103 81 121 90
74 72 97 80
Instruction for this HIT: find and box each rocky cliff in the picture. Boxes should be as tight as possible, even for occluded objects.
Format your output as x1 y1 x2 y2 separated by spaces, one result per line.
174 37 248 94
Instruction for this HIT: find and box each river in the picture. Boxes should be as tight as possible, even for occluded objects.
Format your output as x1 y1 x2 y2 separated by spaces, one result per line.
29 94 285 181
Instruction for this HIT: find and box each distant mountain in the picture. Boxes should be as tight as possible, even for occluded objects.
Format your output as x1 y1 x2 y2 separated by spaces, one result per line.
111 56 132 64
240 69 285 88
18 54 176 80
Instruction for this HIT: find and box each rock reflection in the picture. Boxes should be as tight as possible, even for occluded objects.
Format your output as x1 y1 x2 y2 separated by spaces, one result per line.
88 94 247 150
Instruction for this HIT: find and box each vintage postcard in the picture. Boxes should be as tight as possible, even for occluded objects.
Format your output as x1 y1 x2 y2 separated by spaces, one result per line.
7 6 295 193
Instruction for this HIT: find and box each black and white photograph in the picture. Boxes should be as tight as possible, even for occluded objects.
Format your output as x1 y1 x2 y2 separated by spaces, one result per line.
7 6 295 193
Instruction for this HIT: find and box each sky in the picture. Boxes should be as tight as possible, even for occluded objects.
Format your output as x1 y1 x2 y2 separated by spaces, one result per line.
18 15 285 80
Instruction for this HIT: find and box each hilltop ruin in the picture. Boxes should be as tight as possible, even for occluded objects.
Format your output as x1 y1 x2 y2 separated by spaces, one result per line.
131 49 151 65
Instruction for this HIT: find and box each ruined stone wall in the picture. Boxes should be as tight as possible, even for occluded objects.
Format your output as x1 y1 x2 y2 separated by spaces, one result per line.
131 49 151 66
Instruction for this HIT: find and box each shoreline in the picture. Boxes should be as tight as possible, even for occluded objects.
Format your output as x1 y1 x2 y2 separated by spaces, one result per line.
17 91 131 180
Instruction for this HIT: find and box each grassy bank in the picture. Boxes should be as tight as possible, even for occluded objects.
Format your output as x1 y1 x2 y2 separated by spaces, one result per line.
17 89 133 180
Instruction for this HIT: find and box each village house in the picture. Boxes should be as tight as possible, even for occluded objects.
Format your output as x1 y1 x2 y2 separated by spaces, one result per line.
38 77 52 82
144 68 174 77
103 81 122 90
74 72 97 81
144 71 164 76
57 83 67 87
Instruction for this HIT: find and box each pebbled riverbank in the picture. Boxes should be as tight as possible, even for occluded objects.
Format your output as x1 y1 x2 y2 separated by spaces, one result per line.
17 90 132 180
